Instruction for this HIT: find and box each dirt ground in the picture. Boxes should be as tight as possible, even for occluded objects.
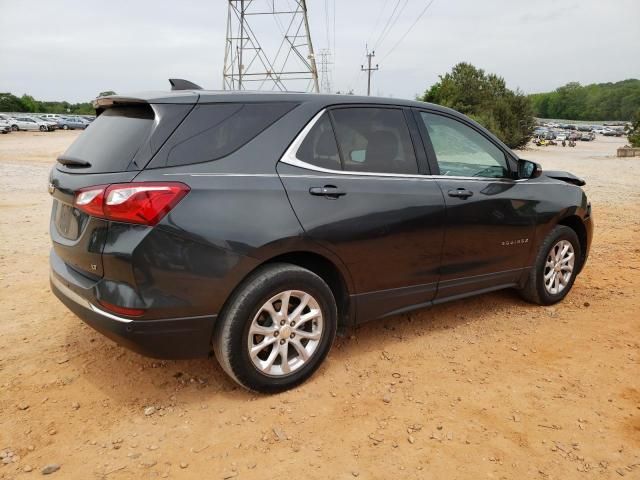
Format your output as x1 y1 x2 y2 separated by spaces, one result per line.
0 131 638 479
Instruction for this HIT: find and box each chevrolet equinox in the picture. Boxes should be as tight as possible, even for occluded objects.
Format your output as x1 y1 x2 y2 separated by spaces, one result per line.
49 82 593 392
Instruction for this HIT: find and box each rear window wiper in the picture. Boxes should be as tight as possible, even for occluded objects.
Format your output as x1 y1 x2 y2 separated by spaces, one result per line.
57 156 92 168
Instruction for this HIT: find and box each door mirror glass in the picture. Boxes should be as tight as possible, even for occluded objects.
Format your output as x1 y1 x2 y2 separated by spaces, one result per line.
518 159 542 179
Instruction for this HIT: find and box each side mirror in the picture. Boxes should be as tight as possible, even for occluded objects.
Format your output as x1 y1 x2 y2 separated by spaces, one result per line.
518 159 542 179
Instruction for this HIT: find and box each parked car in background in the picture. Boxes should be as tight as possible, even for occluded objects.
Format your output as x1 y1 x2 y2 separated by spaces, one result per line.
49 87 593 392
568 132 581 141
36 116 58 131
56 116 88 130
580 132 594 141
0 119 11 134
555 132 568 142
40 114 64 121
12 116 51 131
602 129 621 137
0 114 18 131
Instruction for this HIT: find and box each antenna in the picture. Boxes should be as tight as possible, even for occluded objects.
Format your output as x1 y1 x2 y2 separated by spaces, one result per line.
223 0 320 93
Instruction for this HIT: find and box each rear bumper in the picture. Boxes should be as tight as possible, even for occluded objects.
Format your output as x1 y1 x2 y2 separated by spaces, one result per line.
50 264 216 360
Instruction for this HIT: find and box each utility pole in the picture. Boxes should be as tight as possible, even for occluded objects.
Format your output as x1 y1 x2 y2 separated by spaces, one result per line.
361 49 379 96
222 0 320 93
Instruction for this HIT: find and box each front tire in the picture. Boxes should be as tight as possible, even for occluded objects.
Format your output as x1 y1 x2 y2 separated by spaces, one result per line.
62 125 69 130
39 125 46 132
213 263 337 393
519 225 581 305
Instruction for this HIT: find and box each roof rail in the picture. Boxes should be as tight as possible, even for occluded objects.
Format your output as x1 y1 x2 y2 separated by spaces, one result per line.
169 79 203 91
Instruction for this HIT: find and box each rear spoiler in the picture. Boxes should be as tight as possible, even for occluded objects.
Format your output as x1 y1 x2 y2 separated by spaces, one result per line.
93 81 201 115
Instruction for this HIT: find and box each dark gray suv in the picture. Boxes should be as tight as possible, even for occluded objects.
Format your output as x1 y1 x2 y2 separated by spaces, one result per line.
49 85 593 392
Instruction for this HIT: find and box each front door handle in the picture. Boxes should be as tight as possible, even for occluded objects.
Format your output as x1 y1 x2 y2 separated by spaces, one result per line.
448 188 473 199
309 185 346 199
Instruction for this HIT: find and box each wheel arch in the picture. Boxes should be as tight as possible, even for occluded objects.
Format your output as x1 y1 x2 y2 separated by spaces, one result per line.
258 251 353 330
557 214 588 271
219 248 354 333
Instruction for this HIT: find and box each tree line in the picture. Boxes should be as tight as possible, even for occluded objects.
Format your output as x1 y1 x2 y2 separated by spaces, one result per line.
0 91 116 115
422 64 640 149
528 79 640 121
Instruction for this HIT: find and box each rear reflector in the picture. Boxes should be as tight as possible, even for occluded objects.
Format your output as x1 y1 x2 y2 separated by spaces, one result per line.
74 182 190 225
98 300 145 317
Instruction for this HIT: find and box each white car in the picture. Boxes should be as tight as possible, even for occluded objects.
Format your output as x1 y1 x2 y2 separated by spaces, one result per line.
555 133 568 141
0 119 11 134
11 116 52 132
37 116 59 130
40 113 63 121
0 113 18 131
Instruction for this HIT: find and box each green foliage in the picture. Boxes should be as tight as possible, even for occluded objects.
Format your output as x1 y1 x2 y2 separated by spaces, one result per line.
0 92 94 115
529 79 640 121
628 109 640 147
421 63 535 149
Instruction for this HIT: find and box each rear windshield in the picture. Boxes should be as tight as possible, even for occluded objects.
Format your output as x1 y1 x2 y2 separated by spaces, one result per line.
58 106 154 172
150 102 298 168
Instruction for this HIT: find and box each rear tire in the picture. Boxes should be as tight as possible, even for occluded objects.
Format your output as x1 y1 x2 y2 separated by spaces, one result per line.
519 225 581 305
213 263 337 393
11 125 18 131
63 125 69 130
39 125 46 132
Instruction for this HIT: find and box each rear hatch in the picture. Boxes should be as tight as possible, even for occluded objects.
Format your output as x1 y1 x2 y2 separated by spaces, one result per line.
50 97 195 278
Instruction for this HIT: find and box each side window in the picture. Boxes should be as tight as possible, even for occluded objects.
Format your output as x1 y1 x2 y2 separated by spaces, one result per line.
296 113 341 170
330 107 418 174
420 112 509 178
162 102 298 167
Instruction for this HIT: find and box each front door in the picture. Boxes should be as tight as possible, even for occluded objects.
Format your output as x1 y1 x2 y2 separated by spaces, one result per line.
415 110 538 299
278 106 446 322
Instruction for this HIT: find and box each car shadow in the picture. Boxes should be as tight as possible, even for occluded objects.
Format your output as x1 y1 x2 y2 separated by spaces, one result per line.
62 287 534 406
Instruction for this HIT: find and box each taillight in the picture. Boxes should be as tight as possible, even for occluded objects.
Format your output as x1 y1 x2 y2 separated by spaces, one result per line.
74 182 190 225
98 300 145 317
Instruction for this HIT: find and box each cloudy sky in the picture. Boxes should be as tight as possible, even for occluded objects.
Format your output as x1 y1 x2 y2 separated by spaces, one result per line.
0 0 638 103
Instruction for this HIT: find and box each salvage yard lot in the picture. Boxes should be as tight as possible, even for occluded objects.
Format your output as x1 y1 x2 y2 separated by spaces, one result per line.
0 132 639 479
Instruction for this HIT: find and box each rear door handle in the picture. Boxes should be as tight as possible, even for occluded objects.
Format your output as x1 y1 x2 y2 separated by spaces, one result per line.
447 188 473 199
309 185 346 198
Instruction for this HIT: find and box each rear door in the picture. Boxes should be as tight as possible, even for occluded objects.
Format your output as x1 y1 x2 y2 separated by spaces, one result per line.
278 106 446 322
414 110 537 299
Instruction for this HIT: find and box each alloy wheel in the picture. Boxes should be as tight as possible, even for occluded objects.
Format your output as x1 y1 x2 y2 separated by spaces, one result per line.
247 290 323 376
544 240 575 295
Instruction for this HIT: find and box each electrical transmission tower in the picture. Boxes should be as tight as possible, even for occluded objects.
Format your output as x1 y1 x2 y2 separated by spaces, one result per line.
222 0 319 93
318 49 332 93
361 49 379 96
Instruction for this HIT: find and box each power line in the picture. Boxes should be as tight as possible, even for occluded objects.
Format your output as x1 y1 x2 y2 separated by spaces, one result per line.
366 0 390 47
374 0 410 51
380 0 437 61
371 0 402 51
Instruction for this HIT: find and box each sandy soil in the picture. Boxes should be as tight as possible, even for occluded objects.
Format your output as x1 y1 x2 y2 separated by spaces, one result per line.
0 131 638 479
